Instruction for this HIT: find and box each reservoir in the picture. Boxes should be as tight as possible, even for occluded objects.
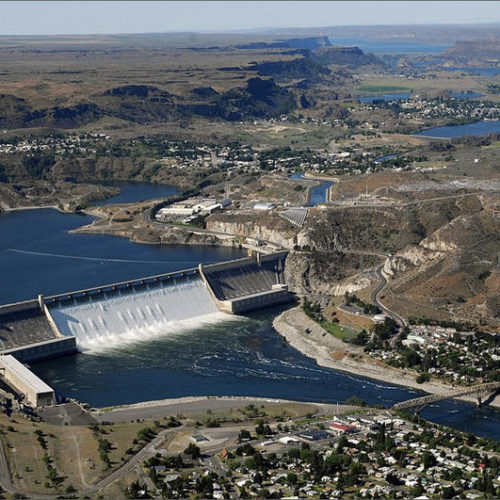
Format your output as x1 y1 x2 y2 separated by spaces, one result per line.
413 120 500 139
1 201 500 440
359 93 411 104
441 67 500 76
94 180 179 205
0 208 244 304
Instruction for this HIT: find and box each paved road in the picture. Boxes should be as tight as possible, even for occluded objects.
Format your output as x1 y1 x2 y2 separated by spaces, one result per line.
342 248 406 328
147 209 286 251
371 265 407 328
342 250 407 328
0 439 16 495
83 427 174 496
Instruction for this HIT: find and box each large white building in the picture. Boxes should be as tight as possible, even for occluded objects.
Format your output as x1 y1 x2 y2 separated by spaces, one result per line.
0 355 55 407
253 202 276 211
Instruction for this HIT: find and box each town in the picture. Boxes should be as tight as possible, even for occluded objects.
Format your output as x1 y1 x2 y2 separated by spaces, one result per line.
131 406 500 499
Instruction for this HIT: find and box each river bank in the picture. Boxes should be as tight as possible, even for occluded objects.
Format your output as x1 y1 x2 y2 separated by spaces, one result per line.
273 307 500 410
91 395 353 423
73 215 250 249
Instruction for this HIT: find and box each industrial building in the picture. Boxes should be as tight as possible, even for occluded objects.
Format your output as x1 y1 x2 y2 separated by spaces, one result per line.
155 197 229 220
253 202 276 211
0 355 55 407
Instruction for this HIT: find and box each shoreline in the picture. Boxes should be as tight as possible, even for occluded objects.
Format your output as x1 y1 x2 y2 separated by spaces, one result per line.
95 395 329 413
272 307 500 410
1 204 61 213
91 395 348 424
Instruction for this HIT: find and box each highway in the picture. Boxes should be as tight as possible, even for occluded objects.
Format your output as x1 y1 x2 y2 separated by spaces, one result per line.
342 248 407 329
371 264 407 328
82 427 176 496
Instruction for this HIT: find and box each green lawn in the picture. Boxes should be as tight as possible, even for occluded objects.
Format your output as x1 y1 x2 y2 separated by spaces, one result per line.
319 320 359 342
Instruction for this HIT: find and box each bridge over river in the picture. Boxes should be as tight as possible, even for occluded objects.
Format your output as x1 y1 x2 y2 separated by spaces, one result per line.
393 382 500 412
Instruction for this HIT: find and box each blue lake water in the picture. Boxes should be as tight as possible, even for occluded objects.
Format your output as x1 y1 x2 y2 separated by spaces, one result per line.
450 92 485 99
359 94 411 104
290 173 333 206
414 120 500 139
94 181 179 205
1 202 500 440
441 67 500 76
0 208 244 304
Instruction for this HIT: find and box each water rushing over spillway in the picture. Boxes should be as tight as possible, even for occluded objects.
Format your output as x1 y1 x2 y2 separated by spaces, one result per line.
49 276 226 351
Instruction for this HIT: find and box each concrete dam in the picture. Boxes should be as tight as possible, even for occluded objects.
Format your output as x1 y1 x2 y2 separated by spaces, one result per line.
0 251 292 361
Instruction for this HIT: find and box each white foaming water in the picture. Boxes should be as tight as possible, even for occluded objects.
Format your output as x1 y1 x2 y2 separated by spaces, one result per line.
49 277 228 352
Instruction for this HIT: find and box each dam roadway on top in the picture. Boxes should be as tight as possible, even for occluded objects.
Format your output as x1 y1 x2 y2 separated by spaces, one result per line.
0 252 293 359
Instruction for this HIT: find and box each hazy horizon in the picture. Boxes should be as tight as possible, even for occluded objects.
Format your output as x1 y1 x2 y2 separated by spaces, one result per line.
1 1 500 36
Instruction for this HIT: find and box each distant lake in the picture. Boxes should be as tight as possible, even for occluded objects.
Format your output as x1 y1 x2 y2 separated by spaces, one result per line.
329 38 451 54
94 181 179 205
450 92 484 99
413 120 500 139
358 93 411 103
441 67 500 76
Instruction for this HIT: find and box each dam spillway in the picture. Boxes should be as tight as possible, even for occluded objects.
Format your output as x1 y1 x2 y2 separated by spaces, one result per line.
0 252 293 360
49 275 222 350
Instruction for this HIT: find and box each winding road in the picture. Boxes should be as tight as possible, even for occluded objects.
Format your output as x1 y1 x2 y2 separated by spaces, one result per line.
342 248 407 329
371 264 407 328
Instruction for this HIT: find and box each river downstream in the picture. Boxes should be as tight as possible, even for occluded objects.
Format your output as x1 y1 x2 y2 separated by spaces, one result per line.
0 185 500 440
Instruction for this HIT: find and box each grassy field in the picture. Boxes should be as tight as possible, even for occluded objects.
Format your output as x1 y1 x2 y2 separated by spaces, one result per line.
0 416 105 495
358 75 487 94
319 320 359 341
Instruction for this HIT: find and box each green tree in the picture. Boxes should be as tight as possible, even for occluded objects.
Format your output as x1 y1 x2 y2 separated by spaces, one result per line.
238 429 252 442
183 442 201 459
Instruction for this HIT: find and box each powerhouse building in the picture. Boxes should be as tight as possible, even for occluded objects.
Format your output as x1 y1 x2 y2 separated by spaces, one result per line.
0 355 55 407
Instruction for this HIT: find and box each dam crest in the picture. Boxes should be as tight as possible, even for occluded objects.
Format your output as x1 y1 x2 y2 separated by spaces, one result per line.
0 251 292 361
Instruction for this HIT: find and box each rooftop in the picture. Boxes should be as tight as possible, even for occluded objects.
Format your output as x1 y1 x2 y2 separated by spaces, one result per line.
0 355 54 394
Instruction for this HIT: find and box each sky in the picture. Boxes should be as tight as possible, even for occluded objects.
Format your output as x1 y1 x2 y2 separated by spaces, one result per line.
1 1 500 36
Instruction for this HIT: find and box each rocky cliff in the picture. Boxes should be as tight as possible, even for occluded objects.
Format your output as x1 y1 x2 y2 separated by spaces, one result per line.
383 204 500 326
206 212 309 249
284 251 380 303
